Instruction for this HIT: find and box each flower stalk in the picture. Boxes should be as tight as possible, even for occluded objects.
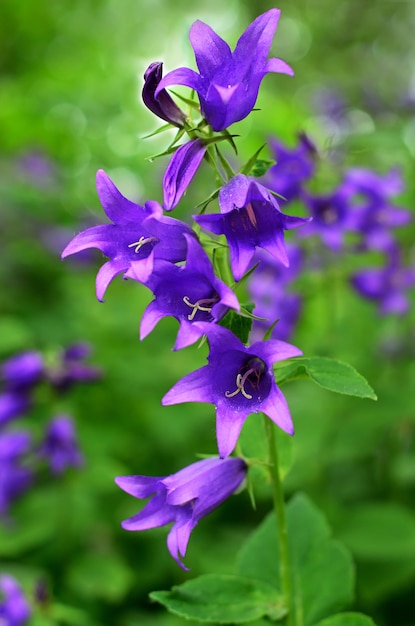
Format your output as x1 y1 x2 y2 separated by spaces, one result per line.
263 414 294 626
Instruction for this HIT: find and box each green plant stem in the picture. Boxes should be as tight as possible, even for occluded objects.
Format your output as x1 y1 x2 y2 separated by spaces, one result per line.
263 415 294 626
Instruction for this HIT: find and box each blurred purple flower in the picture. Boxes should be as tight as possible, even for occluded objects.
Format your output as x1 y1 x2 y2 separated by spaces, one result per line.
248 246 304 342
162 322 301 458
343 167 412 251
140 234 239 349
16 149 56 189
351 248 415 315
299 186 354 251
0 392 31 428
1 351 44 392
142 62 187 127
38 415 83 475
115 456 247 570
194 174 310 281
156 9 293 131
0 574 31 625
48 342 102 392
163 139 207 211
0 432 33 518
62 170 196 300
264 132 317 203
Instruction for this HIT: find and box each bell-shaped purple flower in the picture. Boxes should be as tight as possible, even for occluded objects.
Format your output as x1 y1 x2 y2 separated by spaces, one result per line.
0 574 31 626
193 174 310 281
38 415 83 475
0 431 33 517
62 170 196 300
115 456 247 570
142 62 187 127
264 132 317 203
351 248 415 315
47 342 102 392
163 139 207 211
156 9 293 131
0 391 31 427
1 351 44 392
162 322 302 458
140 233 239 349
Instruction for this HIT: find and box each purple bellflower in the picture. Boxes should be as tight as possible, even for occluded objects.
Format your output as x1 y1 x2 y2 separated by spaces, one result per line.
139 233 239 349
142 62 187 127
162 322 302 458
163 139 207 211
0 431 33 518
62 170 196 300
194 174 310 281
0 392 30 427
264 132 317 203
342 167 412 251
156 9 293 132
38 415 83 475
1 351 44 392
0 574 31 626
47 342 102 392
248 245 303 342
351 248 415 315
298 186 354 251
115 456 247 570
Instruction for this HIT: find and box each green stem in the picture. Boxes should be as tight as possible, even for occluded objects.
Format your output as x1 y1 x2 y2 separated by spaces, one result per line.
263 415 294 626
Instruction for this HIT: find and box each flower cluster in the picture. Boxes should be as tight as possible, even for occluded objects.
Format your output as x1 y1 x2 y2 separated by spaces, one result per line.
0 343 100 518
62 9 308 569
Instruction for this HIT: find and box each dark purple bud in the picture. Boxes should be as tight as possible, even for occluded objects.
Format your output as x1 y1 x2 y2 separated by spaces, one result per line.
38 415 83 475
143 62 186 127
163 139 207 211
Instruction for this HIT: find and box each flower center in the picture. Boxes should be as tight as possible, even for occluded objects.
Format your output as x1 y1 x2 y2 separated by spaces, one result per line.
225 356 266 400
182 295 219 321
128 236 158 253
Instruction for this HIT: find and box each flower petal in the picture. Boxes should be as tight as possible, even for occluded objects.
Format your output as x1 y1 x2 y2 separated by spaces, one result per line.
189 20 232 77
115 475 163 498
265 57 294 76
95 259 128 302
156 67 206 98
96 170 144 224
216 399 249 458
163 139 206 211
61 225 116 259
260 383 294 435
121 493 175 531
162 365 215 406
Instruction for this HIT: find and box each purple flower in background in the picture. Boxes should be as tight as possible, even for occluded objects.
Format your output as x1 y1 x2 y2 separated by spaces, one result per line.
162 322 301 458
0 432 32 517
1 351 44 392
62 170 196 300
0 574 31 625
163 139 207 211
342 167 412 251
299 186 354 251
248 246 304 342
194 174 310 281
48 342 102 392
142 62 187 127
140 234 239 349
264 132 317 203
115 456 246 570
38 415 83 475
351 248 415 315
156 9 293 131
0 392 31 427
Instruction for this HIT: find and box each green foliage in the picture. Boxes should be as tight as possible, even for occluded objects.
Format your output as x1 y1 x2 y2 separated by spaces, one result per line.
236 494 355 626
275 357 377 400
219 303 255 344
314 614 378 626
150 574 286 624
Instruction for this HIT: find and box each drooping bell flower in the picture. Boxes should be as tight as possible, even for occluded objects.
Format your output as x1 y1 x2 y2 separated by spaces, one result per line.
115 456 247 570
62 170 196 300
142 62 187 127
139 233 239 349
162 322 302 458
156 9 293 131
163 139 207 211
194 174 310 281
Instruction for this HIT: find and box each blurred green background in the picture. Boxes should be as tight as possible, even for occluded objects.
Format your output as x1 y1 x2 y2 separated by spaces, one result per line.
1 1 415 625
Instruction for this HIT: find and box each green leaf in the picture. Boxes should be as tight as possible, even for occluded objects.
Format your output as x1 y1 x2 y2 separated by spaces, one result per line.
150 574 286 624
219 303 255 344
236 493 355 626
275 357 377 400
335 502 415 560
239 144 266 176
314 613 378 626
251 159 276 177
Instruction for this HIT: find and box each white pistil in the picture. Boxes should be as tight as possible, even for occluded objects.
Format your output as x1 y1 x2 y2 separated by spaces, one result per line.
225 368 256 400
182 296 217 321
128 236 157 253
